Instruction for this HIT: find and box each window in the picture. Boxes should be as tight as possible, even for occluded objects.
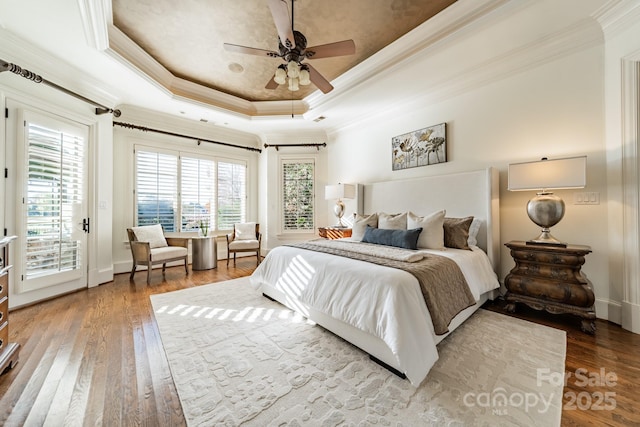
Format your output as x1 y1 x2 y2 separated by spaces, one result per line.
135 147 246 232
217 161 246 230
135 150 178 231
282 159 315 231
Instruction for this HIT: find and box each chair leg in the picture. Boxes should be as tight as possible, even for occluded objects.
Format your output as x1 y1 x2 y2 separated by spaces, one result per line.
147 262 152 285
162 263 166 273
184 258 189 274
130 262 136 280
227 251 230 267
233 253 236 266
256 250 260 265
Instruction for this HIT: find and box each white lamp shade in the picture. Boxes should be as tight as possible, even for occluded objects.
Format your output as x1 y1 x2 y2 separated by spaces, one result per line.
508 156 586 191
325 183 356 200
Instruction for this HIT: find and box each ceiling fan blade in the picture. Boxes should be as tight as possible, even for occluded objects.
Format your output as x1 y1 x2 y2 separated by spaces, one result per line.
267 0 296 49
265 75 279 90
224 43 280 58
305 40 355 59
306 64 333 94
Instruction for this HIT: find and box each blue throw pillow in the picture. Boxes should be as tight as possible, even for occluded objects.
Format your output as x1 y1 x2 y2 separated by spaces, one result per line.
361 226 423 250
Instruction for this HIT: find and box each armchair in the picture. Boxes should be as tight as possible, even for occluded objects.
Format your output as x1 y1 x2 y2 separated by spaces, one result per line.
226 222 261 266
127 224 189 284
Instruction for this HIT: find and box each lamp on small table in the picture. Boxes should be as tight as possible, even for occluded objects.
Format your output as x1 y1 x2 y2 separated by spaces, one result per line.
325 183 355 228
508 156 586 247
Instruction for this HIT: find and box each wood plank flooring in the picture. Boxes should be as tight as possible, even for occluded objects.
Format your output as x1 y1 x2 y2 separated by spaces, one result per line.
1 260 639 426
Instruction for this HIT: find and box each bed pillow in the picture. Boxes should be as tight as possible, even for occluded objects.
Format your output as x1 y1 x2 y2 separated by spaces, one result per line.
235 222 257 240
467 217 482 247
362 225 423 250
352 213 378 241
443 216 474 250
378 212 407 230
407 210 446 249
131 224 168 248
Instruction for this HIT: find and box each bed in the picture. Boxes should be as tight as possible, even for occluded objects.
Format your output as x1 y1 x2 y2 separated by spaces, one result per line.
249 168 501 386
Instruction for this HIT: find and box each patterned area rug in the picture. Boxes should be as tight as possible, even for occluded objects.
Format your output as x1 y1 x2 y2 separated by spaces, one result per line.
150 277 566 426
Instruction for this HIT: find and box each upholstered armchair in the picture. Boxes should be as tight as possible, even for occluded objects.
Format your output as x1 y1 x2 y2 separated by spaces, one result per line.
127 224 189 284
226 222 261 266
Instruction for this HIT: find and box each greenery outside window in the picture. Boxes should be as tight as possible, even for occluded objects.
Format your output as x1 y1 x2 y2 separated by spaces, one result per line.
281 159 315 232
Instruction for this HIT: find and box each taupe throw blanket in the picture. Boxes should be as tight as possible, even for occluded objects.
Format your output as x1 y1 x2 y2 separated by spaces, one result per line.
288 241 477 335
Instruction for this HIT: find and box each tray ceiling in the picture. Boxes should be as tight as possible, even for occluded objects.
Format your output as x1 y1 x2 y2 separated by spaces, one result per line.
112 0 457 103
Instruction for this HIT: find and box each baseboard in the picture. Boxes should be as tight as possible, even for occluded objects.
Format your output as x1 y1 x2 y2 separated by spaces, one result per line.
595 298 622 324
621 301 640 334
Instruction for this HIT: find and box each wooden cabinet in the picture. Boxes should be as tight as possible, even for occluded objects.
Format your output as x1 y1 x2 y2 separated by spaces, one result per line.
504 240 596 334
0 236 19 375
318 227 352 240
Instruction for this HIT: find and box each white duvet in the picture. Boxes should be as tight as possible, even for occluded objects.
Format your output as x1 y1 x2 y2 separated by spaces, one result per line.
249 242 500 386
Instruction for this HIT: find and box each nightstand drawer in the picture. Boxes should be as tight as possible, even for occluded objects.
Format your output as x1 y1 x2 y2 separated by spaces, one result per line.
0 297 7 324
318 227 352 239
0 273 7 300
0 321 7 353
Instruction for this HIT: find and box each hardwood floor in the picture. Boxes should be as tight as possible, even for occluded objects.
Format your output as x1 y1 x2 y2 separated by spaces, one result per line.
1 261 639 426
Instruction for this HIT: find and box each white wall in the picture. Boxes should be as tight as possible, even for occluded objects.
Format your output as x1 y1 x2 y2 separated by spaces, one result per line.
326 7 613 320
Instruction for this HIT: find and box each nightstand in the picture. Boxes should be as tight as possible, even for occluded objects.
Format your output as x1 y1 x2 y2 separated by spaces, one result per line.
318 227 352 240
504 240 596 334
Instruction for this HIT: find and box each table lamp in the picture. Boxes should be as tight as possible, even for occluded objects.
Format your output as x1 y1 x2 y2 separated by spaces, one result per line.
325 183 355 228
508 156 586 247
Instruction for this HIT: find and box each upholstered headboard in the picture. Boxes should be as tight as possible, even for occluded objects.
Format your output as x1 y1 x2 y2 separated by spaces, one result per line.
362 168 500 272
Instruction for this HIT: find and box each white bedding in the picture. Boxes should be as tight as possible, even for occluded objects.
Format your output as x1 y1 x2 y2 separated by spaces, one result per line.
249 242 500 386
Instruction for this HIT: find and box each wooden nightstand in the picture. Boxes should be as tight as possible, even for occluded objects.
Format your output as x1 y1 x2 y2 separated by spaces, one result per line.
318 227 352 239
504 240 596 334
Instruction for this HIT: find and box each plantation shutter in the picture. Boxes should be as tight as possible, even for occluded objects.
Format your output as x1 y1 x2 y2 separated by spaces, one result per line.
135 149 178 231
180 156 215 232
217 161 246 230
24 122 85 279
282 159 314 231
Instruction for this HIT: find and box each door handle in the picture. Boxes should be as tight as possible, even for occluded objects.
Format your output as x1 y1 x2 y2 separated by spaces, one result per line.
82 218 90 233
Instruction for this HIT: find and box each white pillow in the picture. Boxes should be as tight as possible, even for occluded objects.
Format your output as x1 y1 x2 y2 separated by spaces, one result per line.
132 224 168 249
467 217 482 247
235 222 257 240
407 210 446 249
378 212 407 230
352 213 378 241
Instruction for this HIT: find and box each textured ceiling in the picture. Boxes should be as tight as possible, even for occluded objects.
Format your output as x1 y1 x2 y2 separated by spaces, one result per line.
112 0 457 102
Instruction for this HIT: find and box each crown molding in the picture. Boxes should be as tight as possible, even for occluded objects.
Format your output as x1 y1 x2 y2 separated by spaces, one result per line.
593 0 640 39
327 16 604 135
77 0 111 50
0 27 119 108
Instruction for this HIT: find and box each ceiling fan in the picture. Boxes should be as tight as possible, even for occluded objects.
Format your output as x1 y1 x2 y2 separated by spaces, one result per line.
223 0 356 94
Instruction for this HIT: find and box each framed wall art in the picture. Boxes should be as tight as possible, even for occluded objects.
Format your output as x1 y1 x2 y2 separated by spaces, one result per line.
391 122 447 171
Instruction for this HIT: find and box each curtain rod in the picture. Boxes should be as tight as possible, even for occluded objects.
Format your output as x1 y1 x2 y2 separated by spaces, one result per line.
264 142 326 151
0 59 121 117
113 121 262 153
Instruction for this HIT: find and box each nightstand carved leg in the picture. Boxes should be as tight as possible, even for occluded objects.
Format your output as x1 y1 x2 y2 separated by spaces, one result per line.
504 302 517 313
581 319 596 335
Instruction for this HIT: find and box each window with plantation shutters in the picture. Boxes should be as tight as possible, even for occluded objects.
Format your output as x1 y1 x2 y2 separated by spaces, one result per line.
135 150 178 231
217 161 246 230
134 146 246 233
282 159 315 231
181 156 215 232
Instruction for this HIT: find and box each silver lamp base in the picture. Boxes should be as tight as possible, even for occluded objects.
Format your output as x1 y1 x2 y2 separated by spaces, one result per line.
526 192 567 247
333 199 346 228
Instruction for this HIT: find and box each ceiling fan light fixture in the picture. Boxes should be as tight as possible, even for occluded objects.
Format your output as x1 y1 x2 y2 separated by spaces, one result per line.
287 60 300 78
288 77 299 91
274 66 287 85
299 67 310 85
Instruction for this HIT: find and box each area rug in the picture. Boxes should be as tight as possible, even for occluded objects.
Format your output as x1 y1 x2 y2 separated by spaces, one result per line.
150 277 566 426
